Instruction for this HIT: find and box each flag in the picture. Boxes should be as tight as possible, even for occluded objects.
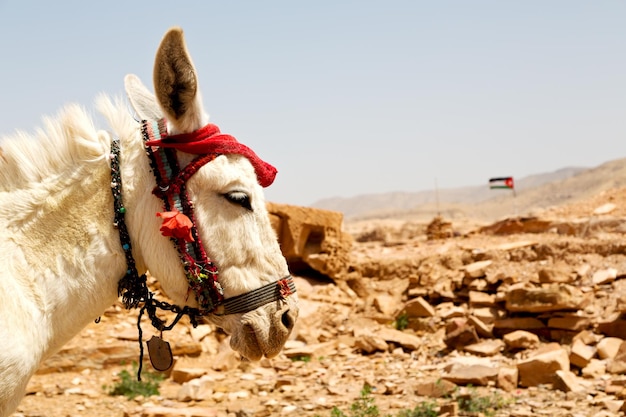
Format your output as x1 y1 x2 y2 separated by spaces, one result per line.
489 177 514 189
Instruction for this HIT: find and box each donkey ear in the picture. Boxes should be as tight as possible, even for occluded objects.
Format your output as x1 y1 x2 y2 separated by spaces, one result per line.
153 27 208 133
124 74 163 121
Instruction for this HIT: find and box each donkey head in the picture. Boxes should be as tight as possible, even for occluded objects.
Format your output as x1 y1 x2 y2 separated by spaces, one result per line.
126 27 298 360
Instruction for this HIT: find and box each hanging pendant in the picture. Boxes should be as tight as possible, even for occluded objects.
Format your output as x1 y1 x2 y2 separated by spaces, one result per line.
146 335 174 371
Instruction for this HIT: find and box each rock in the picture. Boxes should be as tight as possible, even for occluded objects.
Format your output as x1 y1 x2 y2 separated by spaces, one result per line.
377 327 422 350
444 318 479 349
598 337 624 360
569 339 596 369
462 260 493 278
594 203 616 215
598 317 626 339
171 368 209 384
503 330 540 350
177 377 213 402
267 202 352 279
497 367 519 392
442 364 499 386
517 343 570 387
468 291 496 307
505 284 587 313
554 370 586 393
402 297 436 318
413 378 457 397
592 268 618 286
468 315 493 338
354 334 389 353
188 325 213 342
582 359 606 378
373 294 400 316
471 307 501 325
493 317 546 336
548 316 591 332
538 266 575 283
463 339 504 356
607 341 626 374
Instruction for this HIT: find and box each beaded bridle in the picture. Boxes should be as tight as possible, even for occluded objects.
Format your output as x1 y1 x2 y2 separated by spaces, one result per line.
109 119 295 376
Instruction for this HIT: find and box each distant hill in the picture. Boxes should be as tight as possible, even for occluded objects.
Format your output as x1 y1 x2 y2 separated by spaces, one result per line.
311 158 626 222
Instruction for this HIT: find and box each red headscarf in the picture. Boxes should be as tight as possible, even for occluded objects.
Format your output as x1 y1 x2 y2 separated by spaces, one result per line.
145 123 277 187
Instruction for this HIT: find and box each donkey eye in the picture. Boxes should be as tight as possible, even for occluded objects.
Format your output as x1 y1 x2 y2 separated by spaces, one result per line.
223 191 253 211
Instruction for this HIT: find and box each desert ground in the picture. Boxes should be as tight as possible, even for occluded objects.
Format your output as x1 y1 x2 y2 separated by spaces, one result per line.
12 187 626 417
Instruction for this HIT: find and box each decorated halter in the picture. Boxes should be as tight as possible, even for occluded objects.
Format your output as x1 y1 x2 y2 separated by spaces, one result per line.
109 118 295 377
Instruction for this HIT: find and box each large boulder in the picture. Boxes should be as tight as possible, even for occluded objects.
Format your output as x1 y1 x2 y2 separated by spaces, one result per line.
267 203 352 280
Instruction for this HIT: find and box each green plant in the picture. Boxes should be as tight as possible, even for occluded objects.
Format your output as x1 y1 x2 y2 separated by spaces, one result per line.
455 387 510 417
104 362 164 399
396 401 438 417
393 312 409 330
329 384 380 417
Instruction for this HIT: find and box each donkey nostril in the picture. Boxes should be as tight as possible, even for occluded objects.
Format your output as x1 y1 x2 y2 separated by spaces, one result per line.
281 309 294 330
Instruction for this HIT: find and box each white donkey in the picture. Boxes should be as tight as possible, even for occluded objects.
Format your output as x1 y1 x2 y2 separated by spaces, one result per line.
0 27 298 416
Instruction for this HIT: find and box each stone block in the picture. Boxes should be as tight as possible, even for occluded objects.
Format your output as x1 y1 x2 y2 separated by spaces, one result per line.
569 339 596 368
598 337 624 360
517 343 570 387
503 330 540 350
403 296 436 318
497 366 519 392
505 284 587 313
267 202 352 279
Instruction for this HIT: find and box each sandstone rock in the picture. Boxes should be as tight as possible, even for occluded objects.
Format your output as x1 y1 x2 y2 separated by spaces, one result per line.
497 367 519 392
608 341 626 374
548 316 591 332
471 307 501 325
505 283 587 313
538 266 575 283
413 378 457 397
355 334 389 353
468 315 493 338
442 364 499 386
444 318 479 349
171 368 209 384
554 370 586 393
594 203 616 215
493 318 545 336
267 202 352 279
374 294 400 316
598 337 624 360
598 317 626 339
403 296 436 318
592 268 618 286
517 343 570 387
573 330 603 346
177 377 213 402
462 260 493 278
463 339 504 356
469 291 496 307
569 339 596 368
582 359 606 379
377 327 422 350
503 330 540 350
438 304 466 320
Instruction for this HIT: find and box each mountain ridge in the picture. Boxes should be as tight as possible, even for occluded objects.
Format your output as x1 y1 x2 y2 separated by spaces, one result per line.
311 158 626 222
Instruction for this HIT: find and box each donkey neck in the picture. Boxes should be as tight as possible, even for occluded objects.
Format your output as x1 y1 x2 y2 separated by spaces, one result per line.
1 142 132 358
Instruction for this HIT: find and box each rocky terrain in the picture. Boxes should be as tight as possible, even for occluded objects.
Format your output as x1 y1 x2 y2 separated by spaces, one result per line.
12 187 626 417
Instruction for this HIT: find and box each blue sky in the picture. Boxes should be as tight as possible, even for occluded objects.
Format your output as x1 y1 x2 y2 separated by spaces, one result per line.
0 1 625 206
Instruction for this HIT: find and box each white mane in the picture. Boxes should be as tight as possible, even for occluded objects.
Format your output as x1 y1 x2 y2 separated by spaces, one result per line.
0 104 109 192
